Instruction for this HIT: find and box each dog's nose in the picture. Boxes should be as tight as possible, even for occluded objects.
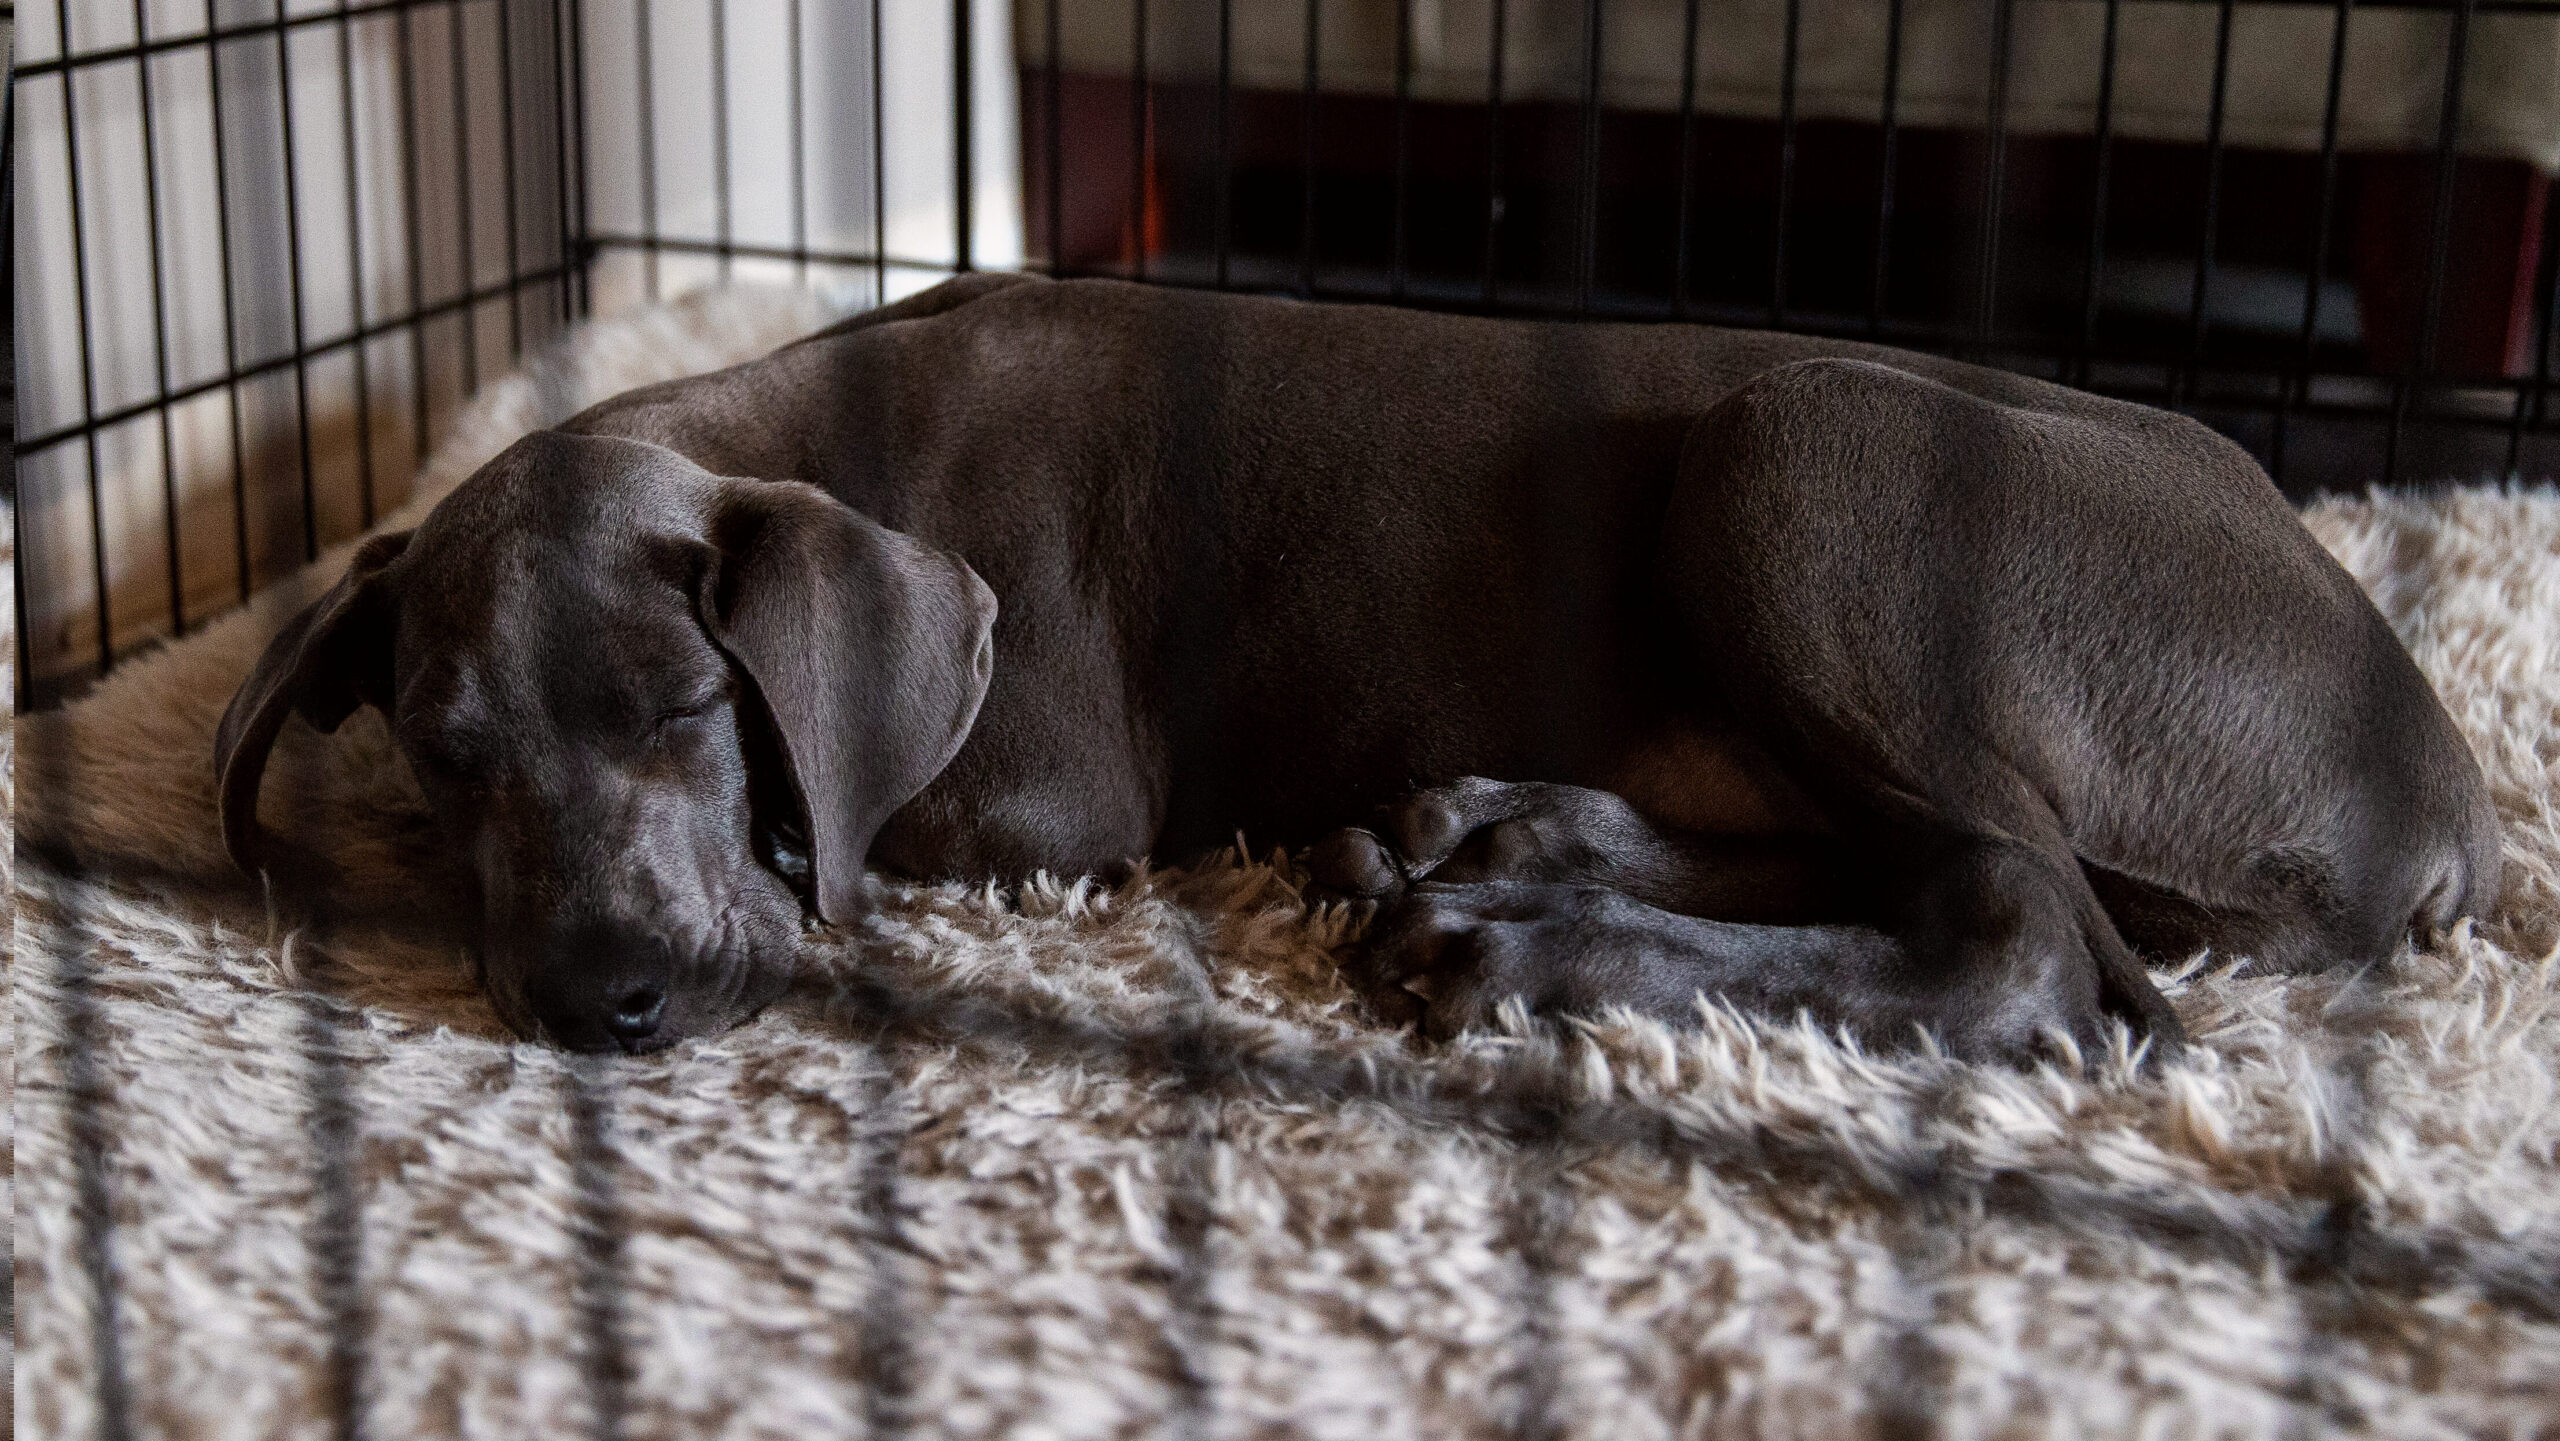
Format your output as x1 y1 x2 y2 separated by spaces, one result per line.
605 984 666 1046
517 926 683 1053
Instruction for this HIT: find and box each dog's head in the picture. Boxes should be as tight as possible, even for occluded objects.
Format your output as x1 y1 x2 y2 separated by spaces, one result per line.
214 431 997 1052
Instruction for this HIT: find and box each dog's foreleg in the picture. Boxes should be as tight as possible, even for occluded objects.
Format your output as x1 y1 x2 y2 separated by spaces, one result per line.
1306 777 1841 924
1348 880 1983 1053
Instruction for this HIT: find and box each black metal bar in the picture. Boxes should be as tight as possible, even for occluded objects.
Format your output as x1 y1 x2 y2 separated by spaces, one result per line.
551 0 579 323
710 0 729 281
1480 0 1506 306
40 249 2551 467
15 850 2558 1307
1390 0 1412 300
564 936 2560 1326
568 1065 631 1441
15 0 500 81
565 0 591 315
1212 0 1231 288
581 232 950 273
55 929 142 1441
1672 0 1699 317
132 0 189 632
1131 0 1149 281
300 995 369 1441
2507 190 2558 474
1297 0 1318 297
15 266 585 459
447 0 480 390
871 0 887 300
1974 0 2014 354
2271 0 2353 482
2543 202 2560 429
1044 0 1061 274
494 0 525 356
2181 0 2236 408
789 0 806 284
51 0 2552 82
1771 0 1799 325
336 3 379 528
203 5 257 603
0 0 2502 78
851 1051 913 1441
2389 0 2475 483
1868 0 1904 334
6 8 27 697
2073 0 2121 384
1160 1101 1221 1440
277 0 322 563
1506 1154 1573 1441
395 3 431 464
2413 0 2474 375
952 0 972 272
1575 0 1605 315
634 0 657 300
52 0 113 673
1128 977 1223 1441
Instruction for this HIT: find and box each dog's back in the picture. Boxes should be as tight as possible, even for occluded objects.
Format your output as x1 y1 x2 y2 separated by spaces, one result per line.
569 276 2498 964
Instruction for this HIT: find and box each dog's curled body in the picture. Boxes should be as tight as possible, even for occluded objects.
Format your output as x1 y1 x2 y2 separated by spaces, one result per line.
217 273 2499 1058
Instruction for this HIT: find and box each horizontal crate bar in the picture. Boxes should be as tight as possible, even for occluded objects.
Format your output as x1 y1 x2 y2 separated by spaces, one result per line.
11 264 581 460
36 0 2551 79
12 0 456 79
585 232 964 276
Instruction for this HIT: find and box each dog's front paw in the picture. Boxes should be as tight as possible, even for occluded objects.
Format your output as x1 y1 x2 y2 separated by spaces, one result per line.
1304 826 1410 903
1306 778 1647 909
1352 881 1674 1042
1354 883 1545 1039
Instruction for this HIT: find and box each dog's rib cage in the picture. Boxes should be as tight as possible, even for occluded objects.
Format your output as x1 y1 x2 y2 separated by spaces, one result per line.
5 2 2557 1436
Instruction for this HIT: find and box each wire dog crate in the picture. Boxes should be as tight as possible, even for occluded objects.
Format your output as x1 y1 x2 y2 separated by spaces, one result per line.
8 5 2560 1436
8 0 2559 712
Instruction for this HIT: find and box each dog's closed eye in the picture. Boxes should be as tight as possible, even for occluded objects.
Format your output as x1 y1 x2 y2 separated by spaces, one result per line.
651 697 720 731
646 680 738 743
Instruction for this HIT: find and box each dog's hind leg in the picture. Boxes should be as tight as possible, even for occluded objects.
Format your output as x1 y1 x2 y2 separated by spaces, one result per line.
1668 359 2257 1059
1653 353 2499 1053
1330 355 2496 1063
1322 799 2148 1063
1329 361 2216 1061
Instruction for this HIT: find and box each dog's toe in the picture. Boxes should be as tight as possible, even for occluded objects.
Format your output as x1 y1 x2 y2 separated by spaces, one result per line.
1305 826 1406 901
1353 883 1561 1040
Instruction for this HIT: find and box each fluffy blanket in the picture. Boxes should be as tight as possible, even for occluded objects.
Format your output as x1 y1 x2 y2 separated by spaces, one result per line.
12 287 2559 1440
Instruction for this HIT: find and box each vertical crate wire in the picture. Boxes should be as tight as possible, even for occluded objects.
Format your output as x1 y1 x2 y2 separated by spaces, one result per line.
9 0 586 708
11 0 2560 699
5 5 2557 1437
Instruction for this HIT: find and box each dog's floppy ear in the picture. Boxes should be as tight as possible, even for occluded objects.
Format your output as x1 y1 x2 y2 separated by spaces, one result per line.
213 530 412 876
699 482 997 925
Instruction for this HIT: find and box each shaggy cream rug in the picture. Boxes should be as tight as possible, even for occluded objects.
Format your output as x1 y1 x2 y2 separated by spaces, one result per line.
12 287 2560 1441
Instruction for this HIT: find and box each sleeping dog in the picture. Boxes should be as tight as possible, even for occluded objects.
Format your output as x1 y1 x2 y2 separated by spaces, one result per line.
214 273 2500 1060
